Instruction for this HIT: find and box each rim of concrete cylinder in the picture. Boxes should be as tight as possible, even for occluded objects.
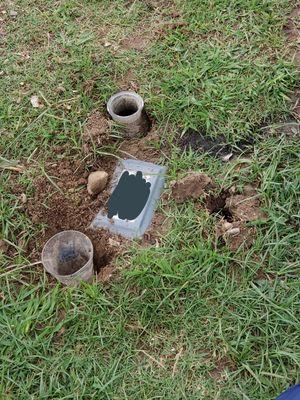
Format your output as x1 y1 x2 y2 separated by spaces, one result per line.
107 91 144 121
41 230 93 279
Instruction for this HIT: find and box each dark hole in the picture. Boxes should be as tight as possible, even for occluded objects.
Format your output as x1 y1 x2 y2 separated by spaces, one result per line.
107 170 151 220
113 98 138 117
205 190 233 222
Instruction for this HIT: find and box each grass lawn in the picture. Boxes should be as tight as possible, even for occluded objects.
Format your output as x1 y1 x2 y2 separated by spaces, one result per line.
1 0 299 399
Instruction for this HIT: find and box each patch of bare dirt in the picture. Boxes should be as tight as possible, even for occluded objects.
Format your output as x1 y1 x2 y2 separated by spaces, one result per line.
25 156 124 273
83 111 110 154
142 211 171 246
119 4 187 53
0 239 8 254
204 185 266 252
116 70 139 91
171 172 215 204
9 118 170 281
225 187 267 222
216 220 256 252
283 6 300 66
118 128 164 162
209 356 235 381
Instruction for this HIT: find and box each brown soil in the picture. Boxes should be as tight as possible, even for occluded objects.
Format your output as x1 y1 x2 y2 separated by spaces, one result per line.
225 191 267 222
25 156 122 272
209 356 235 381
0 239 8 254
283 6 300 66
14 115 170 281
118 128 164 162
205 185 265 252
116 70 139 92
216 220 256 252
171 172 214 204
83 111 110 154
119 3 187 53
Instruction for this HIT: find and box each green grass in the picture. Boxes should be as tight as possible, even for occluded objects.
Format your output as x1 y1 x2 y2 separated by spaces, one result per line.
1 0 300 399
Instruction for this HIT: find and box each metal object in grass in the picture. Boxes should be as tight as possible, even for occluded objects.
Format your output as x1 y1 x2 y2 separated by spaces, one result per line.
107 91 150 137
42 230 94 286
91 159 166 238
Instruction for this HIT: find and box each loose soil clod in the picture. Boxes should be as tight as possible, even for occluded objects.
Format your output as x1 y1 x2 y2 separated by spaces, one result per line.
225 190 267 222
171 172 214 203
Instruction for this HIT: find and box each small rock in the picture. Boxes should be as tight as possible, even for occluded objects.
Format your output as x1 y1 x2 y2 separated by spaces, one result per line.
223 221 232 230
9 10 18 17
216 221 256 252
171 172 213 203
30 95 43 108
226 227 240 236
87 171 108 195
20 193 27 204
0 239 8 254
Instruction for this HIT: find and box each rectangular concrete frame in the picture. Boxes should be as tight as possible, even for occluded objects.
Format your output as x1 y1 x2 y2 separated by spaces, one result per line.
91 159 166 239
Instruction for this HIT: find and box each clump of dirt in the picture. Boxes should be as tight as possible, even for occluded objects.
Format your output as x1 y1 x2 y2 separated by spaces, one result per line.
171 172 214 204
83 111 110 154
97 265 117 284
225 186 267 222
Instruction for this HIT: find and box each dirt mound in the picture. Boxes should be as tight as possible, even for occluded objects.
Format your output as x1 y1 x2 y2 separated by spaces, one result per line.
83 111 110 154
171 172 214 203
225 189 267 222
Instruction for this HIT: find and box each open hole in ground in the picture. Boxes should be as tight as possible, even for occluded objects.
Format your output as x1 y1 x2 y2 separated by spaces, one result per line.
205 190 233 222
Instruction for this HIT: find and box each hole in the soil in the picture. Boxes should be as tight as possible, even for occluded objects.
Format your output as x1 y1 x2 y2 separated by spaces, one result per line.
113 98 139 117
206 190 233 222
93 251 115 274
